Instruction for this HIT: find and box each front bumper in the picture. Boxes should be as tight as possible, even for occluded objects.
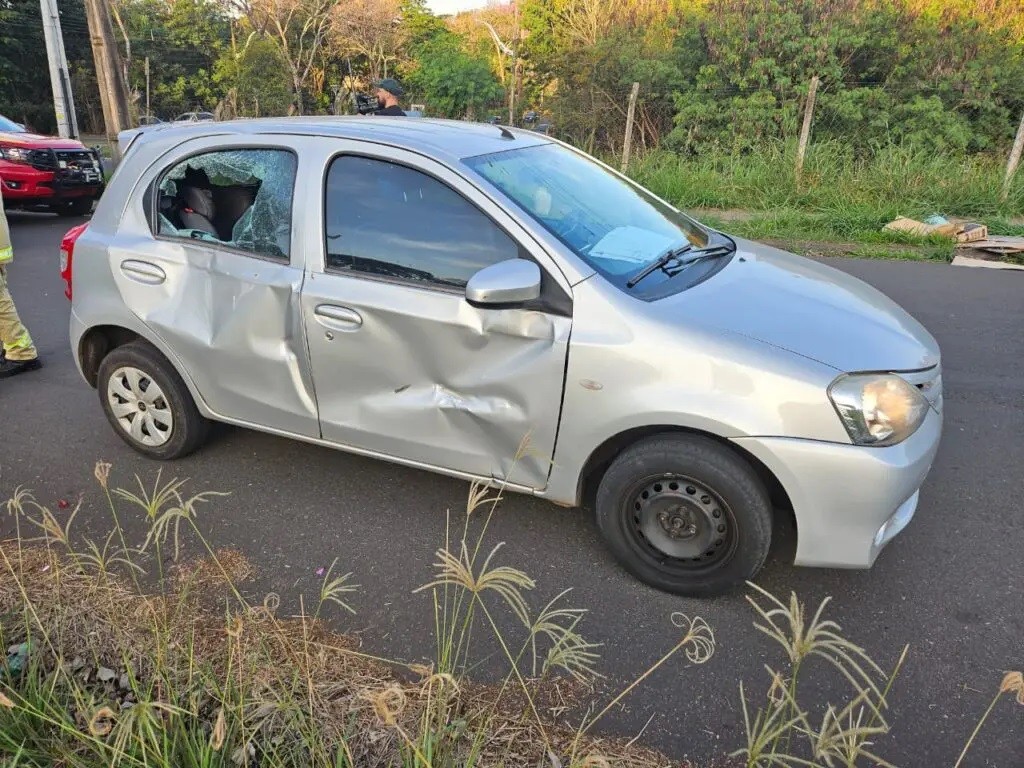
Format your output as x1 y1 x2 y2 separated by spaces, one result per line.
1 156 104 203
732 404 942 568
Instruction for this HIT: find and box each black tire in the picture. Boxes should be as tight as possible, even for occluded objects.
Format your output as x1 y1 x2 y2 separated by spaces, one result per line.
595 434 772 597
97 341 210 460
52 198 94 217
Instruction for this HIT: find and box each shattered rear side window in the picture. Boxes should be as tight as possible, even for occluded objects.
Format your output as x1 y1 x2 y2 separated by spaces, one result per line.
158 149 297 261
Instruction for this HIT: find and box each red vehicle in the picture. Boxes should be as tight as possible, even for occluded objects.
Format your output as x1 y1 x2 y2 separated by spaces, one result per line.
0 114 104 216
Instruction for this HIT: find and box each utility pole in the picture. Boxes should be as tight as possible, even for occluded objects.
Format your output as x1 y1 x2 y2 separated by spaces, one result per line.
39 0 79 138
145 57 151 118
83 0 131 150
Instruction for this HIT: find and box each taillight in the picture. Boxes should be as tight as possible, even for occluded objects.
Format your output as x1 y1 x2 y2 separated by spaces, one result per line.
60 223 88 301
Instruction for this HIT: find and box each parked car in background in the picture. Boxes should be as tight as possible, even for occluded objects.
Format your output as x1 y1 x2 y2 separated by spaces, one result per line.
139 115 164 126
174 112 215 123
0 113 104 216
60 118 942 596
522 111 552 135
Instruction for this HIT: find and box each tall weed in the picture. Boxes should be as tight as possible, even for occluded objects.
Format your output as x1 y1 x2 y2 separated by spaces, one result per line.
0 463 1019 767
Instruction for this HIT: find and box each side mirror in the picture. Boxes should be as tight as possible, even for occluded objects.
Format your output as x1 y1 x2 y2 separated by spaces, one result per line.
465 259 541 308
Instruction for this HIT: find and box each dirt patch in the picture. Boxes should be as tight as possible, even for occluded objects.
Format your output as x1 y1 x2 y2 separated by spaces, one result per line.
761 238 950 262
688 208 757 222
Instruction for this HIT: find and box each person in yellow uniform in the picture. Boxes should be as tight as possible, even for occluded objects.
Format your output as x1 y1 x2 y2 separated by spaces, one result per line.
0 193 42 378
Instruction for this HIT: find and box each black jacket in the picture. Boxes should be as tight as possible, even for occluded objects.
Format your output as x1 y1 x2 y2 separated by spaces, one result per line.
374 105 407 116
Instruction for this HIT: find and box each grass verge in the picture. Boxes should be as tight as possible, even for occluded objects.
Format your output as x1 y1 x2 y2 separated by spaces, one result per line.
1 462 1021 766
632 141 1024 257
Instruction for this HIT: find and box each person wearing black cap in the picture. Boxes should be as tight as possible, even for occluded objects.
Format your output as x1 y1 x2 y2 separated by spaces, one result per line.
373 79 407 116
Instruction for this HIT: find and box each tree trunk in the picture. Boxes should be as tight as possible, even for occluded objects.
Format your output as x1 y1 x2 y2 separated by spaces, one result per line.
293 72 304 115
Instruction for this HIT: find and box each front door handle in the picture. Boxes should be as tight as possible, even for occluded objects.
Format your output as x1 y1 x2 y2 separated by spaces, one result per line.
120 260 166 285
314 304 363 332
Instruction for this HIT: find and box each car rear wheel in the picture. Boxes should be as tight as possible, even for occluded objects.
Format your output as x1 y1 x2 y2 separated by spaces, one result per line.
595 434 772 596
52 198 94 217
97 341 210 460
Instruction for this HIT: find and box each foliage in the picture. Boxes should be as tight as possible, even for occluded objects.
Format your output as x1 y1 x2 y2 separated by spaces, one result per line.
632 140 1024 241
0 464 1019 766
0 0 91 133
511 0 1024 162
213 36 293 118
2 0 1024 176
0 464 703 767
116 0 231 119
406 33 503 119
657 0 1024 156
249 0 336 114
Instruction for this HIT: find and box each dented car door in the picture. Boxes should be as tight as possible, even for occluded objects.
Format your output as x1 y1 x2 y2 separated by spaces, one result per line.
114 138 319 437
301 144 572 489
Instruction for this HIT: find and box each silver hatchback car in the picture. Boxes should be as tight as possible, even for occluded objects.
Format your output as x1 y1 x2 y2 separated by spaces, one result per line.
63 118 942 595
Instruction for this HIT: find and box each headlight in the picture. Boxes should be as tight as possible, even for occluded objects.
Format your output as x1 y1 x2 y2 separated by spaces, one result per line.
0 145 30 163
829 373 929 446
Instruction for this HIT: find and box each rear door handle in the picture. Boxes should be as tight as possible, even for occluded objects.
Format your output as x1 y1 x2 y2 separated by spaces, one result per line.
314 304 363 331
120 260 166 285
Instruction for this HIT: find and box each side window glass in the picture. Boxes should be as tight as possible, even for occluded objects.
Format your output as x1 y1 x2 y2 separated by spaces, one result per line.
154 149 296 261
324 156 519 289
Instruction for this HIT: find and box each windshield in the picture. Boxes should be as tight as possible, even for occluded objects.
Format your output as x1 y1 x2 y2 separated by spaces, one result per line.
465 143 719 296
0 115 25 133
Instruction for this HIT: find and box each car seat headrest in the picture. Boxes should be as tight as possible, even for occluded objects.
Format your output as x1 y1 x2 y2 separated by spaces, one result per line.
180 185 215 220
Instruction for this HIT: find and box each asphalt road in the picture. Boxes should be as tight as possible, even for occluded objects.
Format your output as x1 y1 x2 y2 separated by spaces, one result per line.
2 212 1022 766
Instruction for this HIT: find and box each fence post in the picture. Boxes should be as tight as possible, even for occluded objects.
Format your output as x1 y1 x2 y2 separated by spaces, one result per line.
621 82 640 173
795 75 820 182
1002 108 1024 202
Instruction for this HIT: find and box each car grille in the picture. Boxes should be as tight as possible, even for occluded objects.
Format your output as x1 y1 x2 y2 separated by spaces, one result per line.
28 149 97 172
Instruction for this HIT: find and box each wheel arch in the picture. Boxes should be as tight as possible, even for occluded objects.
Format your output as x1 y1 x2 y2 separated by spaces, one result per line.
77 325 211 418
577 425 794 528
78 324 143 387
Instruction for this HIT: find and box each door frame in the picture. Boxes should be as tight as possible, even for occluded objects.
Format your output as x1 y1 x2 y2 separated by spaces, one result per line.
297 137 576 302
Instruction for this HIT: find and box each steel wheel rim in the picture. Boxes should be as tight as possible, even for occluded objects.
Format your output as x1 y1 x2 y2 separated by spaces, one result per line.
623 474 737 571
107 366 173 447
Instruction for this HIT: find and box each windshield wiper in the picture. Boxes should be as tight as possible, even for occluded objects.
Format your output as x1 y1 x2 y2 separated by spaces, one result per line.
663 244 734 276
626 243 733 288
626 244 693 288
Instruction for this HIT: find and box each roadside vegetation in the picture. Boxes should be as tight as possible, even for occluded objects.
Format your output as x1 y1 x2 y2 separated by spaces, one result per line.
5 1 1022 261
632 141 1024 261
1 462 1021 767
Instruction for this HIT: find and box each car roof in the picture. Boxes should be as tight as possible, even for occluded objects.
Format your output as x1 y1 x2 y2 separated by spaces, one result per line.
131 116 551 162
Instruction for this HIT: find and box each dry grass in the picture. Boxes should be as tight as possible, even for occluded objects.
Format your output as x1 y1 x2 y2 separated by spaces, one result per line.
0 466 706 767
1 463 1019 767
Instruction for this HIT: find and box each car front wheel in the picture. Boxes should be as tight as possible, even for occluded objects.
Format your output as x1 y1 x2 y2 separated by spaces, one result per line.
97 341 210 460
595 434 772 597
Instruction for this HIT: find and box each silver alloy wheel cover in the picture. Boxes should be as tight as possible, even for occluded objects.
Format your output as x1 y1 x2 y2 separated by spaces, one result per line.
106 366 173 446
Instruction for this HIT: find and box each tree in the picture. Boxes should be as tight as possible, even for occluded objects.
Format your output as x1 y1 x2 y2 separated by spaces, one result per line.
330 0 406 83
407 33 503 119
248 0 337 114
114 0 231 119
214 34 293 117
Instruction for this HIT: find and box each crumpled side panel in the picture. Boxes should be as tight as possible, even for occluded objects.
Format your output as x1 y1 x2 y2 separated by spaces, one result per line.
304 274 570 489
114 240 318 437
